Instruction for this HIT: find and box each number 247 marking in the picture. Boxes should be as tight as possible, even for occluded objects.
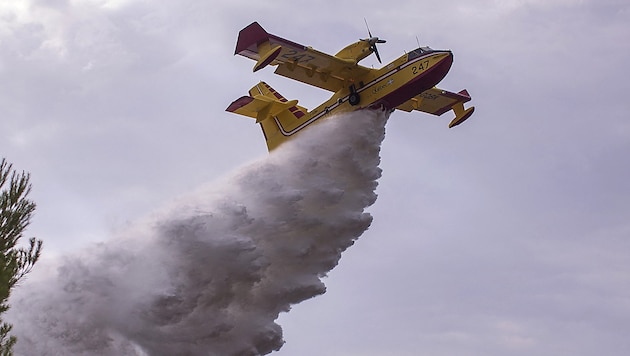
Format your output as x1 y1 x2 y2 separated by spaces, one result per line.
281 49 315 63
412 60 430 74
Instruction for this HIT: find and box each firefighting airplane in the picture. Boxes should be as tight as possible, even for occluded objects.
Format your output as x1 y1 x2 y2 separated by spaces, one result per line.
226 22 474 151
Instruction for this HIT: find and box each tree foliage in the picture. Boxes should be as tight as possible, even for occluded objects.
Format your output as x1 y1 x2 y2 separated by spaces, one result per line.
0 158 43 355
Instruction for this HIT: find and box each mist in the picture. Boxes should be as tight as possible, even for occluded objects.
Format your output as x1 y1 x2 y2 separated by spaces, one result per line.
7 110 389 355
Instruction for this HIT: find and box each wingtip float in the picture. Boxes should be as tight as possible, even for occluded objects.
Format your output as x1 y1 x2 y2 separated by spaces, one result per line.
227 21 475 151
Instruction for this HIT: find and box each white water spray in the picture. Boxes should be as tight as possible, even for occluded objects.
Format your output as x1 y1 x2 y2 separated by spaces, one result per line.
8 110 389 355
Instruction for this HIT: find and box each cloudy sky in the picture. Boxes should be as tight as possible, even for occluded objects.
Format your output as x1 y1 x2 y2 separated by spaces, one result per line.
2 0 630 355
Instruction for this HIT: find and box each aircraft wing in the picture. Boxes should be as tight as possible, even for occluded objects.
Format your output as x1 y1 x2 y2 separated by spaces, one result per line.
235 22 373 92
396 87 475 128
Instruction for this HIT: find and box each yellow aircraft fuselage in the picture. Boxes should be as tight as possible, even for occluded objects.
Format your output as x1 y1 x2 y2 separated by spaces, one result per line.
226 22 473 151
308 50 453 118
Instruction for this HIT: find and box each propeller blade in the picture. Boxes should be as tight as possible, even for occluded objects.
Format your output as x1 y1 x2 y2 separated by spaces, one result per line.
364 18 385 63
364 18 373 38
372 45 382 63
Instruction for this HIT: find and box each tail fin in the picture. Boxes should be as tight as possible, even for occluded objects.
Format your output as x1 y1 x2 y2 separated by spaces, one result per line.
226 81 308 151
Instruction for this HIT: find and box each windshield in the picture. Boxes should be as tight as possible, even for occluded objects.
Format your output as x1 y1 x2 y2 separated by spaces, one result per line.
408 46 433 60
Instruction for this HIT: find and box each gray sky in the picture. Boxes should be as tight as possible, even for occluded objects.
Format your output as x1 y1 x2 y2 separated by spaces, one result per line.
2 0 630 355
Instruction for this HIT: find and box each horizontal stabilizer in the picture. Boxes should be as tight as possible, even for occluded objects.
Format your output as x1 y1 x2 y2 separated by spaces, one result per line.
255 98 298 123
226 82 305 125
226 81 309 151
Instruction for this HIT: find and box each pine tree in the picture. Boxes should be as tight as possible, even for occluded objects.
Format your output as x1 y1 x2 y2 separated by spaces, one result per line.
0 158 43 355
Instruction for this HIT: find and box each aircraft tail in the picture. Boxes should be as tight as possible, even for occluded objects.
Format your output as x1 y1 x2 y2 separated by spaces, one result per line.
226 81 308 151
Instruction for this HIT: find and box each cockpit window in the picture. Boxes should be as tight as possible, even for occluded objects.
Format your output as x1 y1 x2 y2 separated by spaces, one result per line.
408 46 433 60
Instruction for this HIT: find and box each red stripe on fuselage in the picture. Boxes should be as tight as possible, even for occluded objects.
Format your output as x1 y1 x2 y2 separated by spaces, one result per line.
375 52 453 110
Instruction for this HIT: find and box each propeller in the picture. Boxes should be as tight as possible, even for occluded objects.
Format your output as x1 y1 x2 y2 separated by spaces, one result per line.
362 18 386 63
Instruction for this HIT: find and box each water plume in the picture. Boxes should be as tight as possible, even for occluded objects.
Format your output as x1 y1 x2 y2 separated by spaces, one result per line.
8 109 389 355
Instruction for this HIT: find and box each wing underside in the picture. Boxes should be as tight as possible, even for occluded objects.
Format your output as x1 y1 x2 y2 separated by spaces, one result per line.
397 87 475 128
235 22 373 92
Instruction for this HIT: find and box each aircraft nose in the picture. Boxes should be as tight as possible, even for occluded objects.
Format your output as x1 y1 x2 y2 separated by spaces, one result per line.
433 50 452 61
438 50 453 66
432 50 454 80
